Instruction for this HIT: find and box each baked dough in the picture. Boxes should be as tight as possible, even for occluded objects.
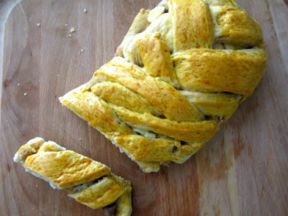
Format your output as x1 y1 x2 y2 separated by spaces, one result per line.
60 0 267 172
13 137 132 216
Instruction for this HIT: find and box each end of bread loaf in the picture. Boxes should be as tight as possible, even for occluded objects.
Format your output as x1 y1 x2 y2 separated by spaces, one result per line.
14 137 132 215
14 137 68 189
13 137 45 163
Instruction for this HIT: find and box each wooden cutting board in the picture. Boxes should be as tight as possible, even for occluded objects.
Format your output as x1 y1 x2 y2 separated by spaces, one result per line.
1 0 287 215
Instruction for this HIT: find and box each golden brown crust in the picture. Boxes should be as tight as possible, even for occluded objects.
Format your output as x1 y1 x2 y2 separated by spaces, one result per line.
60 86 132 137
14 138 132 215
13 137 45 163
171 0 214 50
69 175 128 209
137 33 178 85
114 135 202 163
173 48 267 96
24 150 111 189
60 0 267 172
95 57 203 122
214 6 263 46
91 82 160 115
112 105 218 143
181 91 239 119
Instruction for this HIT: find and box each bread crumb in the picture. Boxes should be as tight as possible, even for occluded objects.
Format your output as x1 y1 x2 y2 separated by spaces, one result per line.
24 92 28 96
36 23 41 27
67 27 76 37
80 48 85 53
69 27 76 33
83 8 88 13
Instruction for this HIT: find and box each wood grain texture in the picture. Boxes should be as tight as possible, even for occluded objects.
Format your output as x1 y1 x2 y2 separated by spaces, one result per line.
0 0 287 215
0 0 20 102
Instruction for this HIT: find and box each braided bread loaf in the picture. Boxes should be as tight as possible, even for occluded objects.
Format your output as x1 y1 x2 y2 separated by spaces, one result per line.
13 137 132 216
60 0 267 172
